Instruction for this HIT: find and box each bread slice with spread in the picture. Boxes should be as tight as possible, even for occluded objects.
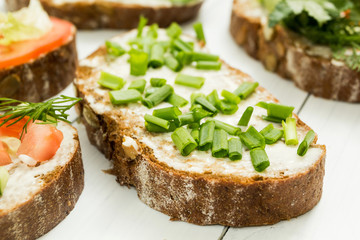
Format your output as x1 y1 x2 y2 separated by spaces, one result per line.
75 22 326 226
230 0 360 102
0 0 77 102
0 96 84 239
6 0 203 29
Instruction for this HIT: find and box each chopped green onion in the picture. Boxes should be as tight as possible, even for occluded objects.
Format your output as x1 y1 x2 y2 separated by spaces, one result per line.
238 106 254 126
191 128 200 143
257 102 294 120
109 89 142 105
144 114 170 130
191 93 206 105
212 129 228 158
218 100 238 115
173 38 193 52
282 117 298 145
145 121 176 133
193 22 206 43
211 119 241 136
149 43 164 68
165 54 182 72
240 126 265 150
128 79 146 93
0 167 9 196
233 82 259 99
171 127 198 156
98 71 125 90
176 51 193 66
178 113 195 126
166 22 182 38
297 130 316 156
206 90 220 108
260 124 283 144
150 78 167 87
147 23 158 38
262 115 283 123
199 120 215 151
250 148 270 172
228 138 243 161
196 61 221 70
141 85 173 108
129 50 148 76
194 96 218 113
175 74 205 89
166 93 188 107
153 106 181 120
137 15 148 37
221 90 241 104
105 41 126 57
191 52 219 62
188 122 200 129
144 87 160 97
192 107 212 121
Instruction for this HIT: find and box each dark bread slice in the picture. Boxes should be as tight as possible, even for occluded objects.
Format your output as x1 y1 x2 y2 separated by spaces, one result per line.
74 29 326 227
0 29 77 102
6 0 203 29
0 122 84 240
230 0 360 102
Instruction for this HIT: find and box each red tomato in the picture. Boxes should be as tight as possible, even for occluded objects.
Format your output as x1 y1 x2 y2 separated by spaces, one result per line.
0 141 12 166
0 117 29 139
0 17 73 69
17 123 63 162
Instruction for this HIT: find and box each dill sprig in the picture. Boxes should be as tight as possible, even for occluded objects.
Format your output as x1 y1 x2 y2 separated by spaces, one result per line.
333 43 360 71
0 95 81 137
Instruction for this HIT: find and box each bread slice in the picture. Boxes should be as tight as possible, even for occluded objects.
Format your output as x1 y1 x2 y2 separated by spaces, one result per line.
6 0 204 29
230 0 360 103
74 29 326 227
0 121 84 239
0 27 77 102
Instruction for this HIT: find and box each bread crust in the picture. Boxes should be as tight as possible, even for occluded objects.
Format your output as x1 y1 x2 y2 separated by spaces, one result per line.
6 0 203 29
0 32 77 102
230 0 360 102
0 125 84 240
75 45 326 226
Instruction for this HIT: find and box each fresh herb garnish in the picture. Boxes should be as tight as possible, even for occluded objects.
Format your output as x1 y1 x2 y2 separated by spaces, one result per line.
0 95 81 137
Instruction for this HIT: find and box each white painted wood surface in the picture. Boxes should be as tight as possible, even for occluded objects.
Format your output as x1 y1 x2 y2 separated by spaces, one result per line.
1 0 359 239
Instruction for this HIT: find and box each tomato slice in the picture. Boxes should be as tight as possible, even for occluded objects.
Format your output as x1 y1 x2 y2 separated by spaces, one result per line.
0 117 29 139
17 122 63 162
0 17 73 69
0 141 12 166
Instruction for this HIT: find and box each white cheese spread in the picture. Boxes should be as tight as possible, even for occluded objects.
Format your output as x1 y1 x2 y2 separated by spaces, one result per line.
51 0 202 7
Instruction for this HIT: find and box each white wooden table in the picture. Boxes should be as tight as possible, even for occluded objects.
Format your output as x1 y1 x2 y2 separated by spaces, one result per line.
1 1 359 239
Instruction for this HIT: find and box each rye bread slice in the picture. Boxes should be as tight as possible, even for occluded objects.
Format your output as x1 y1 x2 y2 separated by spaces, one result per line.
74 29 326 227
0 121 84 240
6 0 203 29
0 26 77 103
230 0 360 103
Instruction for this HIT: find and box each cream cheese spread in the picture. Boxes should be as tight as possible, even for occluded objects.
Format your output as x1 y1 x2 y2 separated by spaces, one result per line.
51 0 202 7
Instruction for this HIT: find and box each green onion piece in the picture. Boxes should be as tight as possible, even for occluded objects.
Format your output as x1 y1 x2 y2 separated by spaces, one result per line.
0 167 9 196
221 90 241 104
128 79 146 93
105 41 126 57
98 71 125 90
188 122 200 129
233 82 259 99
282 117 298 145
297 130 316 156
149 44 164 68
191 52 219 62
176 51 193 66
195 96 218 113
144 114 170 130
129 50 148 76
193 22 206 43
238 106 254 126
173 38 193 52
207 90 220 109
147 23 158 38
250 148 270 172
166 22 182 38
211 119 241 136
260 124 283 144
171 127 198 156
196 61 221 70
256 101 268 109
175 74 205 89
218 100 238 115
165 54 182 72
153 106 181 120
178 113 195 126
212 129 228 158
141 85 173 108
193 107 212 121
191 128 200 143
137 15 148 37
144 87 160 97
150 78 167 87
191 93 206 105
199 120 215 151
257 102 294 120
165 93 188 107
228 138 243 161
240 126 265 150
109 89 141 105
262 115 283 123
145 121 176 133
